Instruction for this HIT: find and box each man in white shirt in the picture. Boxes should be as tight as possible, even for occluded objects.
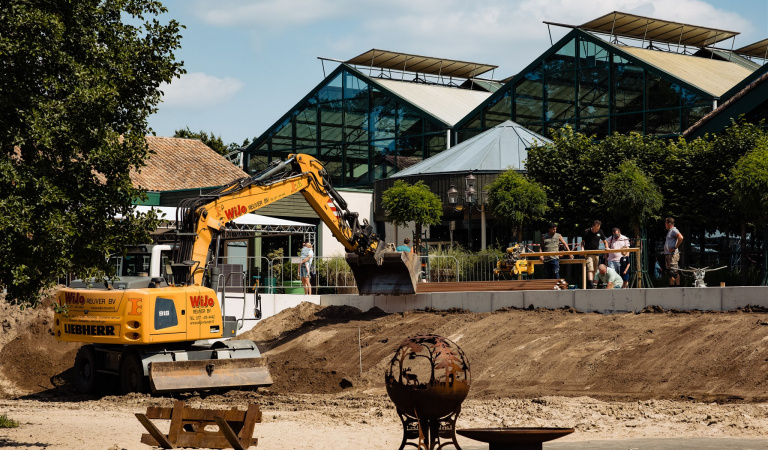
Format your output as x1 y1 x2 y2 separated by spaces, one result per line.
299 242 314 295
606 228 630 288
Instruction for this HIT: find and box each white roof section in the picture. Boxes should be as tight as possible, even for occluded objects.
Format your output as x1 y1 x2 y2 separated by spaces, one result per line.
366 76 492 126
134 205 314 227
392 120 551 176
618 46 754 97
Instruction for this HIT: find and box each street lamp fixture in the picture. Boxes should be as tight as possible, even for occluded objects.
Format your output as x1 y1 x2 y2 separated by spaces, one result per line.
447 185 459 206
446 172 485 251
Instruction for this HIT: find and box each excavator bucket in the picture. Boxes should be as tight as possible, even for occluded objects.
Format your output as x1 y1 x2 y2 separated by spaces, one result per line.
346 247 420 295
148 357 273 393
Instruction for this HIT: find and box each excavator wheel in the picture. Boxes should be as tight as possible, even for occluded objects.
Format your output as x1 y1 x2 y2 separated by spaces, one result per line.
74 345 101 394
120 351 148 394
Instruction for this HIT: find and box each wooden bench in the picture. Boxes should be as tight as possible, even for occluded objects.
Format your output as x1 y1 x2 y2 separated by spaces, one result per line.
136 400 261 449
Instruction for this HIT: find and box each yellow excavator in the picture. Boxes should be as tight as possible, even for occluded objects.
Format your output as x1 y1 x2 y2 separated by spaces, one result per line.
54 153 419 394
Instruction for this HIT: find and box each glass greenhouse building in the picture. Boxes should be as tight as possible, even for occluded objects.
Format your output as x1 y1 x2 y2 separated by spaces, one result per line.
243 13 765 188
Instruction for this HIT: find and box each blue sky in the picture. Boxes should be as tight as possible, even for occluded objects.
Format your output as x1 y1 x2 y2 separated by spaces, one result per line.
149 0 768 146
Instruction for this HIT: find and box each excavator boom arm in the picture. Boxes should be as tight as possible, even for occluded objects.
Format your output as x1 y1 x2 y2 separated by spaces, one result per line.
179 154 377 286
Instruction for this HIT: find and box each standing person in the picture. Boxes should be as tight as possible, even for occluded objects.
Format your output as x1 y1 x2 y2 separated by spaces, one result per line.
540 222 573 279
664 217 684 287
619 253 631 289
580 220 608 289
606 227 630 285
596 264 623 289
396 238 412 252
299 241 314 295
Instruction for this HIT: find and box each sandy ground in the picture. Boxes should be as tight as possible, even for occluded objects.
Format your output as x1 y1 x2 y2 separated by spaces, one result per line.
2 293 768 449
2 394 768 449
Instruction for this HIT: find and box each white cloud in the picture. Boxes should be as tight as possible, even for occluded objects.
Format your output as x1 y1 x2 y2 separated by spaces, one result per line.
331 0 755 77
192 0 347 27
159 72 244 109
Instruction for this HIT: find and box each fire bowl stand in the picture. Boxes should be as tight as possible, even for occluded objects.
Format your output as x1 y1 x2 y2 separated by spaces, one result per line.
397 408 462 450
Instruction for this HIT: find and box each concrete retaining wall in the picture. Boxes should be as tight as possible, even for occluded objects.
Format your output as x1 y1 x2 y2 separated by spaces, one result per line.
222 287 768 335
320 286 768 315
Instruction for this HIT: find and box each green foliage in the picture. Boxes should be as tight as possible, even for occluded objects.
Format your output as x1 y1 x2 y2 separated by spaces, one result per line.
382 180 443 227
174 127 227 155
0 0 184 307
173 127 251 156
0 414 19 428
315 256 356 294
526 126 594 232
486 169 548 240
731 138 768 223
602 160 663 229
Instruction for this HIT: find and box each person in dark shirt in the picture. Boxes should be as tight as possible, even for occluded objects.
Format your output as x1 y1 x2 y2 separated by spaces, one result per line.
580 220 607 289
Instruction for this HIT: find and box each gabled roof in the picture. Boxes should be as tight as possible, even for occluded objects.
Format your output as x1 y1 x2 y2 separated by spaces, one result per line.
454 28 749 131
392 120 550 177
683 69 768 139
720 62 768 102
132 136 247 192
362 75 492 126
619 46 754 97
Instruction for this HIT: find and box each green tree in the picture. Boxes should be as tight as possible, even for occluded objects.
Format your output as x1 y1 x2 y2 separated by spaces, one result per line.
486 169 548 242
731 138 768 284
381 180 443 248
0 0 185 307
527 126 594 235
173 127 229 156
731 139 768 223
602 161 663 238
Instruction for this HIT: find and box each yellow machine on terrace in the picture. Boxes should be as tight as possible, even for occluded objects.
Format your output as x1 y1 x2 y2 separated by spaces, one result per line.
494 244 535 279
55 154 419 394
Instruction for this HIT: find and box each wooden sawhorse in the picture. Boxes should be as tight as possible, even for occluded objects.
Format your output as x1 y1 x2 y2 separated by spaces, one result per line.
136 400 261 449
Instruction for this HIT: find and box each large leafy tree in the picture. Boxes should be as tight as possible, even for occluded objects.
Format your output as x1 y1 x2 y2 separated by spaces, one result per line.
602 160 663 238
731 137 768 283
526 126 594 235
486 169 548 242
0 0 185 306
731 139 768 223
381 180 443 248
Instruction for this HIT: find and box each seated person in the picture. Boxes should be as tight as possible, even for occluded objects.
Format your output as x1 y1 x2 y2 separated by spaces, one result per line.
596 264 623 289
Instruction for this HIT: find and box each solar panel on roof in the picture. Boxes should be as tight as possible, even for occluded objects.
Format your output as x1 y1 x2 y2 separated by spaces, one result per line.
734 38 768 58
577 11 738 47
346 49 498 79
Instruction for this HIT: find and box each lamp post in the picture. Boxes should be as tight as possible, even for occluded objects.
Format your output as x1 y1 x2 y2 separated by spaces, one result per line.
447 172 484 252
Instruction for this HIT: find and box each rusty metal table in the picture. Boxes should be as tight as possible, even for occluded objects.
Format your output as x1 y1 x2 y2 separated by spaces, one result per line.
457 428 574 450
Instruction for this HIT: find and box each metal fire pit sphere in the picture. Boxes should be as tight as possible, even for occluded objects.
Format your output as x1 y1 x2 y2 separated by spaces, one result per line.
385 334 471 450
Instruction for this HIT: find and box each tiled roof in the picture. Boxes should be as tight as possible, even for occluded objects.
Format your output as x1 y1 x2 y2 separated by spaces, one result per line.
131 136 247 191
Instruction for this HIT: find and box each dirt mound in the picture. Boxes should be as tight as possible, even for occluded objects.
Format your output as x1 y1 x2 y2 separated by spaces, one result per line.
4 294 768 404
238 301 325 344
0 288 81 397
247 305 768 402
